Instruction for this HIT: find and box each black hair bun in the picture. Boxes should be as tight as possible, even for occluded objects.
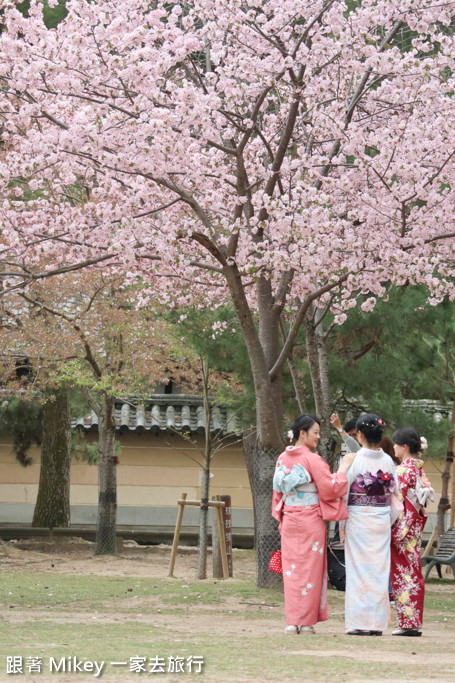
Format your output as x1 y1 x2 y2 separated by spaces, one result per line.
356 413 385 445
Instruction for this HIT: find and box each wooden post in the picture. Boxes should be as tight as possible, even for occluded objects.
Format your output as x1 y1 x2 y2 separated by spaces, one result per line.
212 498 222 579
451 458 455 528
168 493 187 577
215 495 229 580
169 494 229 578
212 495 233 578
221 495 233 577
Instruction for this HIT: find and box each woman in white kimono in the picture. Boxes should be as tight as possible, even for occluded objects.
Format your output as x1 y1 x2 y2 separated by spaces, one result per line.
342 414 401 636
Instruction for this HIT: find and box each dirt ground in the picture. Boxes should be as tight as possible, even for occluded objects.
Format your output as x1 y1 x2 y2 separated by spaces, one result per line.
0 538 269 638
1 538 454 683
0 537 219 578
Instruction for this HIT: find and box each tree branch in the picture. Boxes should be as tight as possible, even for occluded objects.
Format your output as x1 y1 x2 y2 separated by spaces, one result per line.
269 273 349 380
314 19 404 188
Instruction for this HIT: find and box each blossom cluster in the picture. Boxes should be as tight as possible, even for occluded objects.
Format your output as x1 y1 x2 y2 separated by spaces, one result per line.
0 0 454 318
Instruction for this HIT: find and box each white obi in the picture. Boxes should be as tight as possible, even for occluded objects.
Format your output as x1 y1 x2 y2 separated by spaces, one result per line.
284 482 319 507
408 481 435 511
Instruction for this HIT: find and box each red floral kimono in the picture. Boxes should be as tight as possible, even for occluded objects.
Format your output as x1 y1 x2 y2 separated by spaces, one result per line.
390 458 434 629
272 446 348 626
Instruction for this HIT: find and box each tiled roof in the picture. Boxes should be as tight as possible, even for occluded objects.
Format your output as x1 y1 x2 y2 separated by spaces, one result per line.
401 399 451 420
71 394 243 436
336 397 451 421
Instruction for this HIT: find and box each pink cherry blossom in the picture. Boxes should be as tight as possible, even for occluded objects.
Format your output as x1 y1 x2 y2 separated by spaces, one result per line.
0 0 454 453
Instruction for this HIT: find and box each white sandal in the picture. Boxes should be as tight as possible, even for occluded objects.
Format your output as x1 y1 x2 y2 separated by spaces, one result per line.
284 625 299 635
299 625 316 634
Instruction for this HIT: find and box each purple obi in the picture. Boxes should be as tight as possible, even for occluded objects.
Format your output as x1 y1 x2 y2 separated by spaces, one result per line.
348 491 391 507
348 472 393 508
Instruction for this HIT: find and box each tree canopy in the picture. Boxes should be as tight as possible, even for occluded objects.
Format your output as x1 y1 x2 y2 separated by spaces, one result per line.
1 1 454 450
3 0 455 580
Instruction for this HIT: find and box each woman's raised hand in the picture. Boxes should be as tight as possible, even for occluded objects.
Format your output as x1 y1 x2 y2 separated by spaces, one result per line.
330 413 342 431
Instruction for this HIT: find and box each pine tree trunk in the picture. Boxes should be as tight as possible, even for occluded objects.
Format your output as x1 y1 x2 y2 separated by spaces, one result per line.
279 315 308 413
287 352 308 414
304 311 324 414
315 312 336 468
32 388 71 528
304 306 334 464
94 396 118 556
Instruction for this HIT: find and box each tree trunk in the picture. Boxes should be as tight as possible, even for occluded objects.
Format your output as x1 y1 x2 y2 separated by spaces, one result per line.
224 267 291 587
437 394 455 539
94 395 118 556
287 351 308 414
304 306 334 464
244 434 282 588
223 265 283 447
248 279 286 586
240 365 285 587
32 388 71 528
196 359 211 580
255 441 283 588
196 465 210 580
304 310 324 415
280 314 308 413
315 311 336 468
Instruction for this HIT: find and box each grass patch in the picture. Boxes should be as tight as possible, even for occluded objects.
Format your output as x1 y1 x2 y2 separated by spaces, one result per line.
0 563 454 682
0 621 420 682
1 573 281 612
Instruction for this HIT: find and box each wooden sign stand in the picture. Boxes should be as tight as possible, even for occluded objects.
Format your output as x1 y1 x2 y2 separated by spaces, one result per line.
168 493 230 579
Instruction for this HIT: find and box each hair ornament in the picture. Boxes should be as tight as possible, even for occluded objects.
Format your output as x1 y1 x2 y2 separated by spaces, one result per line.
361 420 384 429
287 429 294 442
420 436 428 451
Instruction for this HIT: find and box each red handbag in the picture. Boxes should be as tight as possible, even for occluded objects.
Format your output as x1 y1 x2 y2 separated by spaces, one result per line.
269 550 282 574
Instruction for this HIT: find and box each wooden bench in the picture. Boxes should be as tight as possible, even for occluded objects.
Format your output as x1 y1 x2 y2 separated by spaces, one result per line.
421 526 455 581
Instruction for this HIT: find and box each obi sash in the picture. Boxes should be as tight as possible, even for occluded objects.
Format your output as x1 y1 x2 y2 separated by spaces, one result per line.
348 480 390 507
284 482 319 508
348 492 391 507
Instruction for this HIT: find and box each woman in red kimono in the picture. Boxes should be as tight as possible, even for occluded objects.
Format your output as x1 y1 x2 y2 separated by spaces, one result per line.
390 427 435 637
272 414 351 635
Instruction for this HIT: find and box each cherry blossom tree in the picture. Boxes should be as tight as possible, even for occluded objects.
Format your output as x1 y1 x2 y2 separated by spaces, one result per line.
2 0 455 583
0 268 190 554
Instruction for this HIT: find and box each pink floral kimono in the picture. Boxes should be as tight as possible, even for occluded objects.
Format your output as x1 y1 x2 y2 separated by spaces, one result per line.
391 458 434 630
272 445 348 626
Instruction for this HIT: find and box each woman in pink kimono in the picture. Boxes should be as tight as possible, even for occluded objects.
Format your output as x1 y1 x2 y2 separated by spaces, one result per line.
390 427 434 637
272 414 351 635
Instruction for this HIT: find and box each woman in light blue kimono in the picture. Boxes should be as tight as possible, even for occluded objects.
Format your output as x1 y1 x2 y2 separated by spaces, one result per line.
342 414 401 636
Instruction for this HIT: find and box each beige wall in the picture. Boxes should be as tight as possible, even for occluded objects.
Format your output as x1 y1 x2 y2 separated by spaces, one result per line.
0 432 253 511
0 433 450 524
417 458 448 516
